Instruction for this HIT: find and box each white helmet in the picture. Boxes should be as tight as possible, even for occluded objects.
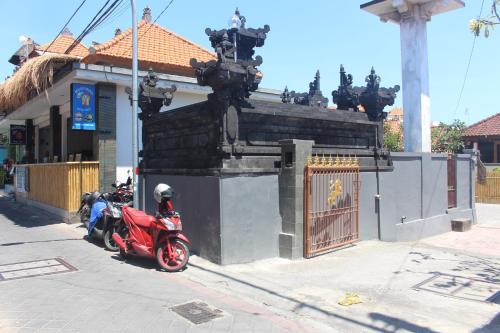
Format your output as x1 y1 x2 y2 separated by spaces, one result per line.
154 183 173 203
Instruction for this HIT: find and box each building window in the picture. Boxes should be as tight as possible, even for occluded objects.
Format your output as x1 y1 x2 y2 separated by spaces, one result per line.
479 142 494 163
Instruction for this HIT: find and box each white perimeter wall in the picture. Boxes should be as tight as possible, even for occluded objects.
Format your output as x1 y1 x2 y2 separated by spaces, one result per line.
115 85 208 183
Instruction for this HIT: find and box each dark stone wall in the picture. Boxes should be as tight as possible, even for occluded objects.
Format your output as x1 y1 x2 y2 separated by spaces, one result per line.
220 174 281 264
144 174 222 263
141 99 386 173
96 83 116 193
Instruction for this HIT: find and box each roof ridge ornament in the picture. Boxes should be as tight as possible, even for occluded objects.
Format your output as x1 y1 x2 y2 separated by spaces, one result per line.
142 6 153 23
61 27 73 37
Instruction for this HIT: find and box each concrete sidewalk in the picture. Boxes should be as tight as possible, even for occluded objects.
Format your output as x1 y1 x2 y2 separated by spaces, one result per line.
0 196 324 333
0 196 498 333
181 204 500 333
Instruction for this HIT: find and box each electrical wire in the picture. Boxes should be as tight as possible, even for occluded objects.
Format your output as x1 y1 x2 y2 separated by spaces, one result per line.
453 0 486 118
41 0 88 56
65 0 124 54
93 0 130 33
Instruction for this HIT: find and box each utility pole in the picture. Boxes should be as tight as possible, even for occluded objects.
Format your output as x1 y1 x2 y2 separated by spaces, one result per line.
130 0 139 208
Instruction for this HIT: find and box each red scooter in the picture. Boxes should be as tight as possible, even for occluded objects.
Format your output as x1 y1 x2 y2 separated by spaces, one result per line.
112 200 190 272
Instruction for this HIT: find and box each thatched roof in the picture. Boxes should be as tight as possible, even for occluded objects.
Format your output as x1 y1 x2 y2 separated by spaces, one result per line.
0 54 79 113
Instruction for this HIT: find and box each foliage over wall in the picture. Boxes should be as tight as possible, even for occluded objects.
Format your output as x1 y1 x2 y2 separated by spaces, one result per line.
384 121 404 152
431 120 466 154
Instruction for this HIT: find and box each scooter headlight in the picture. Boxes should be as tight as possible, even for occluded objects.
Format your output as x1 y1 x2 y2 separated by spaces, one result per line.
111 206 121 218
162 218 176 231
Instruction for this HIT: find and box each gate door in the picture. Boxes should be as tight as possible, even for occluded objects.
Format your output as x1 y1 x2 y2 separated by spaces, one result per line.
447 155 457 208
304 155 360 258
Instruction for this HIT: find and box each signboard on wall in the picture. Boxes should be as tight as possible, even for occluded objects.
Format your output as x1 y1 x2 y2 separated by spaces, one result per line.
10 125 26 145
71 83 96 130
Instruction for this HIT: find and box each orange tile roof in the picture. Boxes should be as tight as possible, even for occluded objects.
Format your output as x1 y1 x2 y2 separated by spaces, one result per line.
82 20 216 76
388 107 403 116
36 34 88 58
464 113 500 137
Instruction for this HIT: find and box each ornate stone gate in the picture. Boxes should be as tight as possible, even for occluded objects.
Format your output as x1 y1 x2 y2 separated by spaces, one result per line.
304 155 360 258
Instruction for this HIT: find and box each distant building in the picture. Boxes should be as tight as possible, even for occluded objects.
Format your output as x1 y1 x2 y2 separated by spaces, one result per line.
0 7 280 216
464 113 500 164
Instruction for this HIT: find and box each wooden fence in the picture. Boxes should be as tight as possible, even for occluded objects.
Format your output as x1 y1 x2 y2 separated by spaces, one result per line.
476 171 500 204
26 162 99 211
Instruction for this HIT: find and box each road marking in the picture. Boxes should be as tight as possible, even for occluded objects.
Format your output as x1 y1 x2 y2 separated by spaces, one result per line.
413 273 500 304
0 258 77 282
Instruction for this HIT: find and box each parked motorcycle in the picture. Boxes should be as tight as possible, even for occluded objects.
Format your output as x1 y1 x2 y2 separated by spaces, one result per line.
112 183 190 272
77 173 133 236
78 192 128 251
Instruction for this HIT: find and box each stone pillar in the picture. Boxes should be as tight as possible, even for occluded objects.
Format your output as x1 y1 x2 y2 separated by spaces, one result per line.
278 139 314 259
96 83 117 193
34 125 39 162
361 0 464 153
49 106 61 160
61 113 68 161
25 119 34 156
400 5 431 152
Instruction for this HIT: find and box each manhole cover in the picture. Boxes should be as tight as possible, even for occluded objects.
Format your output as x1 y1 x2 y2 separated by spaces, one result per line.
0 258 77 282
171 301 224 324
413 273 500 304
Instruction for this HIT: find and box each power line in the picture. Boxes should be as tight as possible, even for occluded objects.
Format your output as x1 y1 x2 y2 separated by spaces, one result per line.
65 0 123 54
453 0 486 118
41 0 88 56
93 1 130 32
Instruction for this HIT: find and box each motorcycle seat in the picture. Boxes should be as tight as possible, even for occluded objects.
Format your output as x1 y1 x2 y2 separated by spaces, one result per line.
124 207 155 228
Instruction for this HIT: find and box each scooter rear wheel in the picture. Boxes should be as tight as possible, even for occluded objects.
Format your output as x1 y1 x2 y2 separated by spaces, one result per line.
104 229 119 252
156 240 189 272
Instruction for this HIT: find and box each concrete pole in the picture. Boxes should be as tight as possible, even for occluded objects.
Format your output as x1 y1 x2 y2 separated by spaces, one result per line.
361 0 464 153
400 5 431 152
130 0 139 208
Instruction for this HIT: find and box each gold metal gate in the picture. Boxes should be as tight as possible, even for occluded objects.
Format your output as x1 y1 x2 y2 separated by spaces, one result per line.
304 155 360 258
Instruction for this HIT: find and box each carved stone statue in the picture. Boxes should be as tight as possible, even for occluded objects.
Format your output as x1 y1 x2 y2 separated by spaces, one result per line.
281 86 292 104
331 65 359 111
137 69 177 119
358 67 400 121
288 70 328 108
190 9 270 108
331 65 399 121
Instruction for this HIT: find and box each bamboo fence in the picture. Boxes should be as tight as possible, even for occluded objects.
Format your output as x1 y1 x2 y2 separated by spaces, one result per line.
476 171 500 204
26 162 99 211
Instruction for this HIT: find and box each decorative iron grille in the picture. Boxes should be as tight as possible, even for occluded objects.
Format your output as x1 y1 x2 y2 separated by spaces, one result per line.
304 155 360 258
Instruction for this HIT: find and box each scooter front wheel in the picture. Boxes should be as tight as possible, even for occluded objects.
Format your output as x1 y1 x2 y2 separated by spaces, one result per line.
156 239 189 272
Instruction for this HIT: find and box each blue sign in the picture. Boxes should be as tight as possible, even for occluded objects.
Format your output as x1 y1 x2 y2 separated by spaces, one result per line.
71 83 96 130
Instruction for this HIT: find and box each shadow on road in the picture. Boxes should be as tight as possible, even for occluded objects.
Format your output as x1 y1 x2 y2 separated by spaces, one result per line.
472 313 500 333
369 313 438 333
0 197 63 228
0 238 82 246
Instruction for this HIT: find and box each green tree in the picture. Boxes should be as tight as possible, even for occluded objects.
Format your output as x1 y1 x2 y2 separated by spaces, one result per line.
431 120 466 153
470 0 499 37
383 121 404 152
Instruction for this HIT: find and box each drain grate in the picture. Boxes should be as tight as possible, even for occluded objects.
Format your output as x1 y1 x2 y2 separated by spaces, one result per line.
0 258 77 282
171 301 224 324
413 273 500 304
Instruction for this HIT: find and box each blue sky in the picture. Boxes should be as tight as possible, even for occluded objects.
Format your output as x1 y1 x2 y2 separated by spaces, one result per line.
0 0 498 125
